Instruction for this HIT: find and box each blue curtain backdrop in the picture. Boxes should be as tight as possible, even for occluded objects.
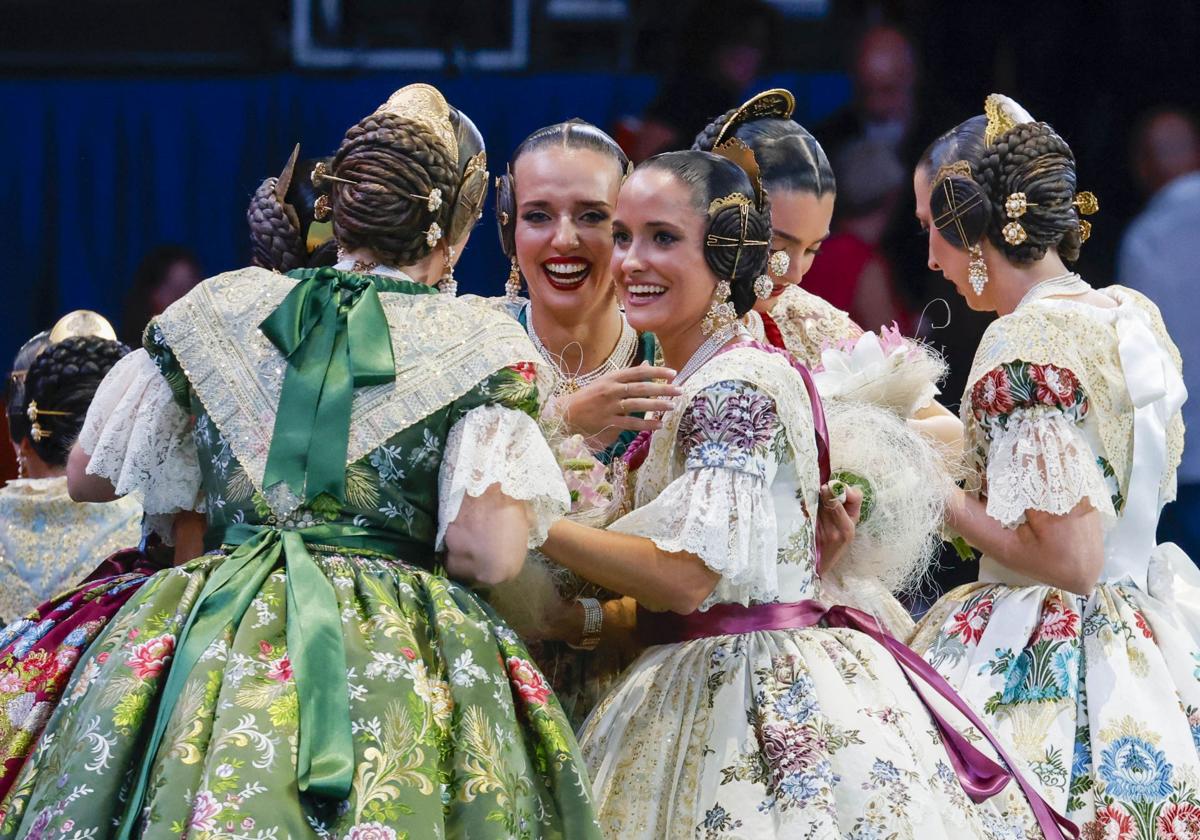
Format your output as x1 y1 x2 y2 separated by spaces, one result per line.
1 70 848 363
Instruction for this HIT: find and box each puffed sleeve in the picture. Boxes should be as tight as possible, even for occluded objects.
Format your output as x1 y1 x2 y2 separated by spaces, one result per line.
436 363 570 550
971 360 1114 528
610 379 786 608
77 322 203 529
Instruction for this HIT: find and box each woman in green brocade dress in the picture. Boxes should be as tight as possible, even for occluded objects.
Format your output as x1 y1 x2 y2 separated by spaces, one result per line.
0 84 600 840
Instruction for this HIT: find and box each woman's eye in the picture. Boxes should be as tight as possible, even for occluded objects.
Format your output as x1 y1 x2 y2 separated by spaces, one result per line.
581 211 608 224
613 230 631 246
806 247 822 257
653 231 676 246
522 210 550 223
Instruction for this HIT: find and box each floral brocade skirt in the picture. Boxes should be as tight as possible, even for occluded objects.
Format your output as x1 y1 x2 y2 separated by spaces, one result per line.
577 624 1047 840
0 550 600 840
909 557 1200 839
0 547 162 810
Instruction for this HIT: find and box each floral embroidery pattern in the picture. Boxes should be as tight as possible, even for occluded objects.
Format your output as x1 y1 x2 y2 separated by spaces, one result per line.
679 380 782 476
971 360 1089 434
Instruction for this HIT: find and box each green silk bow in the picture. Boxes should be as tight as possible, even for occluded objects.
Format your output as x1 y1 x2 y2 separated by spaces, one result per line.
116 522 417 839
260 268 429 504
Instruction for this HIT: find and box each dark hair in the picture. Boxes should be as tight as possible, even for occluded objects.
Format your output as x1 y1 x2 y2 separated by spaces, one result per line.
6 331 51 447
326 98 487 268
495 119 630 258
248 155 339 274
120 245 200 346
18 336 130 466
639 150 772 317
921 113 1083 264
693 111 835 198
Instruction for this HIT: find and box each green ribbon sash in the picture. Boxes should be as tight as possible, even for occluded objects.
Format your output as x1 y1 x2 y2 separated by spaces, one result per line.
116 522 401 840
261 268 418 504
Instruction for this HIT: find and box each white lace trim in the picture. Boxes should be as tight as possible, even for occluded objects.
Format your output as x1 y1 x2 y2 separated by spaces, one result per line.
78 349 203 525
436 405 570 551
611 466 779 609
985 408 1115 528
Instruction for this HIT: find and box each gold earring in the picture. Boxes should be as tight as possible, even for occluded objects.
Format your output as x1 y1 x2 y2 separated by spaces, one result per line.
753 274 773 299
438 246 457 295
701 280 736 336
968 244 988 295
505 257 522 302
768 249 790 277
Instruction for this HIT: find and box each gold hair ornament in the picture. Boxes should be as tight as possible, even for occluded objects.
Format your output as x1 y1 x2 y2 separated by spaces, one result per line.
984 94 1021 146
713 88 796 148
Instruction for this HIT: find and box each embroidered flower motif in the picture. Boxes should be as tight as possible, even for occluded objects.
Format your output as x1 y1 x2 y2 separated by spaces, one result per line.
1082 804 1134 840
948 593 994 645
188 790 222 832
127 634 175 680
1097 736 1173 802
1157 802 1200 839
267 656 293 683
972 367 1015 420
1134 611 1154 639
1032 594 1081 642
343 823 398 840
1029 363 1080 409
506 656 551 707
760 720 818 781
511 361 537 382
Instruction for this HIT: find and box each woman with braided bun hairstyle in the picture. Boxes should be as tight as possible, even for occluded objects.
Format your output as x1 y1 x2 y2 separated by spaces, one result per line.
246 144 338 274
484 119 680 729
0 315 156 807
2 85 601 838
534 149 1069 839
908 95 1200 835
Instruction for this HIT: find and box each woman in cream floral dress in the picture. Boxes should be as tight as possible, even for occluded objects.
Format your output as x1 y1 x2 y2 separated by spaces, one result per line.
536 147 1071 838
0 85 599 839
909 95 1200 839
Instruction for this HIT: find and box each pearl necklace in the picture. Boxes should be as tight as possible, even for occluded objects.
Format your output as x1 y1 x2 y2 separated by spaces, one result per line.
1016 272 1091 310
527 304 638 395
675 324 748 385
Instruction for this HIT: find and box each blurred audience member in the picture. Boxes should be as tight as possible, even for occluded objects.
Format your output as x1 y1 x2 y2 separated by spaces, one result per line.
1117 107 1200 557
802 139 912 333
621 0 776 161
119 245 202 346
819 25 919 160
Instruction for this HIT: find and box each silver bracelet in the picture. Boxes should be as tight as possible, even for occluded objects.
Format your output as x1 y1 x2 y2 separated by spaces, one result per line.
567 597 603 651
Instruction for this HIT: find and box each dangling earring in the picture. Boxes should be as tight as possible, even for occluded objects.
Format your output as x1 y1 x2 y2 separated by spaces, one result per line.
505 256 522 302
701 280 737 336
438 245 458 295
968 243 988 296
768 249 790 277
753 274 773 299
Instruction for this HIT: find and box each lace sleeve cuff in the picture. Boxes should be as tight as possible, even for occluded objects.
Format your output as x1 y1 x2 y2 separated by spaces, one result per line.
78 349 203 516
985 409 1114 528
437 404 570 551
609 466 780 605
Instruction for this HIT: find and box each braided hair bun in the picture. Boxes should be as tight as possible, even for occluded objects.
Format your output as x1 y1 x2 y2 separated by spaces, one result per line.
923 98 1086 265
248 146 338 273
21 336 130 466
640 149 772 317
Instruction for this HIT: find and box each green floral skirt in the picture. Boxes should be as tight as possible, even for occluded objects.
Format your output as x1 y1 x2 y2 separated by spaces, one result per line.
0 550 600 839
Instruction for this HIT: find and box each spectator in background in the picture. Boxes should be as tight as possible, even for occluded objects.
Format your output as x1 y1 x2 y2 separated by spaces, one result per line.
118 244 202 346
1117 107 1200 558
622 0 776 162
802 138 912 333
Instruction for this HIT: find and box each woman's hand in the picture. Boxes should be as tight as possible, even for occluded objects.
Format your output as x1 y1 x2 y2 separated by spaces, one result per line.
816 484 864 571
557 364 682 450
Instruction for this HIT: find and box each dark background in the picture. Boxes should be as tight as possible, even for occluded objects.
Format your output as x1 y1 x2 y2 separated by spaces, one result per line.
3 0 1197 369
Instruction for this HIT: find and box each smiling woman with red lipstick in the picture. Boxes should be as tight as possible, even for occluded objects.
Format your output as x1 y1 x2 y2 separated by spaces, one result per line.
534 148 1069 839
496 120 681 463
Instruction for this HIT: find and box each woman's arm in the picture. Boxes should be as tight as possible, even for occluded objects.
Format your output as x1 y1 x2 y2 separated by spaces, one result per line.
66 440 118 503
947 489 1105 594
444 484 534 587
541 521 719 615
172 511 208 565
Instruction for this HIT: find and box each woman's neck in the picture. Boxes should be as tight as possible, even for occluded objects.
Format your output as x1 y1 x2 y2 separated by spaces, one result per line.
529 291 624 374
657 322 710 375
988 250 1076 317
339 247 441 287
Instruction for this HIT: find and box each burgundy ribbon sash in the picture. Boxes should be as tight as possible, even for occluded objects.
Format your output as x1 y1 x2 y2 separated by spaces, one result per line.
637 600 1078 840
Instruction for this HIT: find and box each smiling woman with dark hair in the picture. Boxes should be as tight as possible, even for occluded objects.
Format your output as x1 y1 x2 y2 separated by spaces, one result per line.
534 147 1068 840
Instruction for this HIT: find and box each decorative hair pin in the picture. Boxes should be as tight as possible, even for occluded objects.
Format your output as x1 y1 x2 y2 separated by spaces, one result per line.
26 400 70 442
425 222 443 247
1074 191 1099 242
410 188 442 213
311 161 357 187
1002 191 1035 245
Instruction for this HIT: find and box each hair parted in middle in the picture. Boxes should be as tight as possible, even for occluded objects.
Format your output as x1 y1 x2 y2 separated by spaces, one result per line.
494 118 630 260
922 95 1087 265
637 146 773 318
315 84 487 269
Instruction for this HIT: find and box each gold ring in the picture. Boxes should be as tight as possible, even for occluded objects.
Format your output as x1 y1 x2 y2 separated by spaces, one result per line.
619 398 628 414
